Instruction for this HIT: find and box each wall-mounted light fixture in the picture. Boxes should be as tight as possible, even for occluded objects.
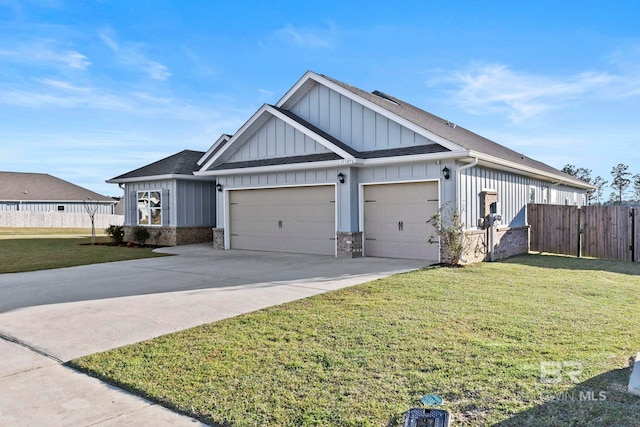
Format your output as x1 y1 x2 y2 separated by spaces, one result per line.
216 183 223 192
442 166 450 180
338 172 346 184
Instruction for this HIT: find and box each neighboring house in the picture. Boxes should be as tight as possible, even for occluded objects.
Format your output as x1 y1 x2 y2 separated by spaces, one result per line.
109 71 592 261
0 171 120 228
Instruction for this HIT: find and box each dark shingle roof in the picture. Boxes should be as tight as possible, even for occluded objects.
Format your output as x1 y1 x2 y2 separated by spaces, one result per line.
210 153 342 170
110 150 204 181
208 144 448 171
321 74 581 182
0 172 114 202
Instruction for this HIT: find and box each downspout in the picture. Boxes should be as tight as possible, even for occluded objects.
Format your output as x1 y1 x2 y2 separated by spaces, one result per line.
455 157 478 263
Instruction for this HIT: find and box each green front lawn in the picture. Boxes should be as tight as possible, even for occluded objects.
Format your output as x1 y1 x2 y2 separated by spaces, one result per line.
71 255 640 426
0 237 168 273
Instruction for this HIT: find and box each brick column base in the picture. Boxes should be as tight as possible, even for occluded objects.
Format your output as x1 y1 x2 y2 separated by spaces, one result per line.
463 225 530 263
337 231 363 258
212 228 225 250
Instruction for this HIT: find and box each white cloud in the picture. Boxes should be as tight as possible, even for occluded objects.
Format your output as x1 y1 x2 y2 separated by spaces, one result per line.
0 43 90 70
274 23 336 49
98 29 172 81
431 63 615 123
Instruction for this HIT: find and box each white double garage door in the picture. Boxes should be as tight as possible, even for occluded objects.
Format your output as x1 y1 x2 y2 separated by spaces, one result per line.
229 182 439 260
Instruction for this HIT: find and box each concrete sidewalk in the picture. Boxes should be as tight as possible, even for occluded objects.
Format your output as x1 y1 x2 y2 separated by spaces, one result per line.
0 245 427 426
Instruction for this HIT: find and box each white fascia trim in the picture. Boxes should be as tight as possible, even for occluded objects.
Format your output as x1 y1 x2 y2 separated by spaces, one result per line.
265 105 355 159
359 150 471 167
199 103 354 172
470 151 596 190
275 70 317 108
197 134 231 166
106 174 214 184
199 104 272 171
197 160 347 176
279 72 464 153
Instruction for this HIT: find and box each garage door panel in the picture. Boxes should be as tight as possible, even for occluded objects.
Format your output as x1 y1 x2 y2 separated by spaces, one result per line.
364 182 439 260
229 186 335 256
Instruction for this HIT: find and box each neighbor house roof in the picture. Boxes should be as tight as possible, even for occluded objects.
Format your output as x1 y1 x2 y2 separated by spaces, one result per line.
108 150 205 182
0 172 114 202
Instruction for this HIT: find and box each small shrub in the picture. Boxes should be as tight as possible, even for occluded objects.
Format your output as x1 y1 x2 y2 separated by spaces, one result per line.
105 225 125 244
132 226 151 246
428 202 468 265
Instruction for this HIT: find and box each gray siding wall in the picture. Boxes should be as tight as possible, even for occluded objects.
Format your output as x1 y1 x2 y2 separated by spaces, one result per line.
227 115 331 163
175 180 216 227
459 165 587 229
0 201 113 214
124 179 216 227
291 84 434 151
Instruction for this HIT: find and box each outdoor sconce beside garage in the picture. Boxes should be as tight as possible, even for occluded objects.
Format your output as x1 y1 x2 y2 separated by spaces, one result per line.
442 166 450 180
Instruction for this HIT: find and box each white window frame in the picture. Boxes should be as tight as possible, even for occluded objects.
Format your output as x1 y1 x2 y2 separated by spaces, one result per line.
529 186 536 203
137 191 162 226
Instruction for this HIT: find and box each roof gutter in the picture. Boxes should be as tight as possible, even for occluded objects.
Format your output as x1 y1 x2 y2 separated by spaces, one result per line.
469 151 595 190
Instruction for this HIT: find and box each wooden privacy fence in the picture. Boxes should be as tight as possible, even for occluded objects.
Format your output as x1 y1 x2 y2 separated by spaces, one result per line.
528 204 640 262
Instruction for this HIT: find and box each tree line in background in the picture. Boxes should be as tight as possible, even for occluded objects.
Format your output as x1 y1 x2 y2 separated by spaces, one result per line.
562 163 640 206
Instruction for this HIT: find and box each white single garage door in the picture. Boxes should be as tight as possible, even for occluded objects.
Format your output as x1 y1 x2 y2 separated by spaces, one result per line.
229 186 335 255
364 181 439 260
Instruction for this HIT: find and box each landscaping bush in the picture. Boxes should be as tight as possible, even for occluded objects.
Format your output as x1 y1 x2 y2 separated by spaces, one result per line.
132 226 150 246
105 225 125 244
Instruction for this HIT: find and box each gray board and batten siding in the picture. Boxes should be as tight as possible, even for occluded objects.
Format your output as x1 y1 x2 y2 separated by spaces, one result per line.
123 179 216 228
458 165 587 230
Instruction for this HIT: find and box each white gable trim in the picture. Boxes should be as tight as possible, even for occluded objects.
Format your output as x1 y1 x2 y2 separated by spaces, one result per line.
199 104 272 171
199 104 355 172
277 72 464 153
198 134 231 166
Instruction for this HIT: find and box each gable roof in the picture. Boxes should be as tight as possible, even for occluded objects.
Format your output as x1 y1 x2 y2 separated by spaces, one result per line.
197 104 361 172
108 150 205 182
0 172 114 202
270 71 592 188
316 73 590 188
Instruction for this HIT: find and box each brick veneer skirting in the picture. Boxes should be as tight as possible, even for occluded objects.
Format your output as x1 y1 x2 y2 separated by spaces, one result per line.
336 231 363 258
123 225 213 246
462 226 530 263
212 228 225 250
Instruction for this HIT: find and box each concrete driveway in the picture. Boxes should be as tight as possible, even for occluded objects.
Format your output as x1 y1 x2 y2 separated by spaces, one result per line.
0 244 427 426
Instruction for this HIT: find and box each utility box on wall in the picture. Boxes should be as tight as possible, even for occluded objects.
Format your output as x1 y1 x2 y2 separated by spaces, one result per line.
479 189 498 229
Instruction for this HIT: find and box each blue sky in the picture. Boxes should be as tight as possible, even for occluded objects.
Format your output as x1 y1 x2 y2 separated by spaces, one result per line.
1 0 639 196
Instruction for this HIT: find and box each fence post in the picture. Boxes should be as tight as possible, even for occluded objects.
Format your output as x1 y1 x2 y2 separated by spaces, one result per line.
632 208 636 262
577 207 581 258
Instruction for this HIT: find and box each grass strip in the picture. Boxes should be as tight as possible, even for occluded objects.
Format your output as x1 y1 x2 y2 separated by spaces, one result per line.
0 237 168 273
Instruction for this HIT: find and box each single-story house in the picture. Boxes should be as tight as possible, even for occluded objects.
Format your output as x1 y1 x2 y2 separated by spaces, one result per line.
0 171 120 228
108 71 592 261
0 172 116 214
